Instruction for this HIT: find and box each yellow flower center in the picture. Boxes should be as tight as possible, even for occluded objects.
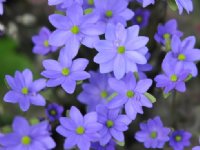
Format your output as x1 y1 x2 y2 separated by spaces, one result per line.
21 87 29 95
178 54 186 61
21 136 31 145
62 68 70 76
76 126 85 135
117 46 125 54
126 90 134 98
136 16 142 23
106 120 114 128
101 91 108 98
175 135 182 142
105 10 113 18
71 26 80 34
88 0 94 5
150 131 157 139
43 40 49 47
170 74 178 82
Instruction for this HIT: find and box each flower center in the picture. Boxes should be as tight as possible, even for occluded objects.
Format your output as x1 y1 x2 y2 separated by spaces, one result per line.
43 40 49 47
101 91 108 98
71 26 80 34
21 87 29 95
84 8 93 15
21 136 31 145
106 120 114 128
126 90 134 98
88 0 94 5
117 46 125 54
163 33 170 39
136 16 142 23
76 126 85 135
178 54 186 61
62 68 70 76
105 10 113 18
175 135 182 142
50 109 57 115
150 131 157 139
170 74 178 82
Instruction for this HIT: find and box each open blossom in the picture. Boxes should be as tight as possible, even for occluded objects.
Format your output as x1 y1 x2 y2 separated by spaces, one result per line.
0 0 6 15
94 0 134 26
46 103 64 122
155 61 189 93
94 23 149 79
56 106 102 150
78 71 113 111
4 69 46 111
96 105 131 145
154 19 183 45
136 0 155 7
0 116 56 149
132 8 151 28
48 0 83 10
175 0 193 14
32 27 57 55
108 73 153 120
164 35 200 77
49 4 105 58
169 130 192 150
91 140 116 150
41 50 90 94
135 116 170 149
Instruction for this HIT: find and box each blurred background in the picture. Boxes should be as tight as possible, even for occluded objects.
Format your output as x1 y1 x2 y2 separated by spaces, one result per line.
0 0 200 149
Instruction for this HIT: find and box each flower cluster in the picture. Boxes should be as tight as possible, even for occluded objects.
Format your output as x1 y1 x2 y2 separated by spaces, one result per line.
135 116 192 150
1 0 200 150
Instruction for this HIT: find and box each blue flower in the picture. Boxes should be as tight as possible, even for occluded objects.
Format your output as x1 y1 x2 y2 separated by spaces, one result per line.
96 105 131 145
49 4 105 58
94 23 149 79
169 130 192 150
135 116 171 148
48 0 83 10
32 27 57 55
154 19 183 46
0 116 56 149
56 106 102 150
108 73 152 120
4 69 46 111
91 140 116 150
94 0 134 26
46 103 64 122
78 71 113 111
132 8 151 28
164 35 200 77
41 50 90 94
155 61 189 93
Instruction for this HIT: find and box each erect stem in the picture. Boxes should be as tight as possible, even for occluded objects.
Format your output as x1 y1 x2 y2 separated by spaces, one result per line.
170 90 177 127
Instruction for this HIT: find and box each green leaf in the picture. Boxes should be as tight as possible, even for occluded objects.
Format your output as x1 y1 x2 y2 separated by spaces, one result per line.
168 0 178 11
185 74 193 82
144 92 156 103
115 140 125 147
